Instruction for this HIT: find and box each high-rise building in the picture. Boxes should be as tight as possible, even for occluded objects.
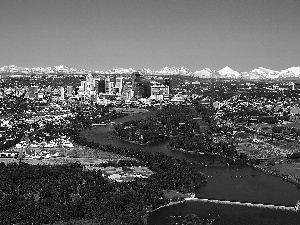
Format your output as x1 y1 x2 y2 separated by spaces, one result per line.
132 72 141 89
164 77 171 89
66 86 73 96
132 72 143 98
109 82 114 94
95 79 106 94
142 83 151 98
80 81 86 92
83 73 94 96
151 84 169 97
291 82 295 91
121 82 133 100
60 87 65 100
115 77 123 95
105 77 110 94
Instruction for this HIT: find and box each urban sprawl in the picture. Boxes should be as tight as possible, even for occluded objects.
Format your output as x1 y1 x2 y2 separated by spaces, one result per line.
1 65 300 224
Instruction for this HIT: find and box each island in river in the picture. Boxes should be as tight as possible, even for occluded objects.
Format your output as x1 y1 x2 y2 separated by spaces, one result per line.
113 104 300 189
80 106 300 224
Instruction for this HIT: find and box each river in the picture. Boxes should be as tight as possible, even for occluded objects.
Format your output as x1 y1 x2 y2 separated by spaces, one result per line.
81 113 300 224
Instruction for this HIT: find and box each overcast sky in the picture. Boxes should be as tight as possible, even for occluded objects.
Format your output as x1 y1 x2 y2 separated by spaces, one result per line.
0 0 299 71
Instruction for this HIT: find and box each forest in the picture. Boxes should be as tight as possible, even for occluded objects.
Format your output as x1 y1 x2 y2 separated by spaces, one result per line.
0 110 206 224
114 105 200 144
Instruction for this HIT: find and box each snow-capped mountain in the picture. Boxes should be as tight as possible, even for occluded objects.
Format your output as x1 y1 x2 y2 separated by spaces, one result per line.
104 68 137 74
154 67 193 76
140 68 153 75
1 64 300 80
279 67 300 78
0 65 89 74
217 66 240 78
193 68 216 78
246 67 280 79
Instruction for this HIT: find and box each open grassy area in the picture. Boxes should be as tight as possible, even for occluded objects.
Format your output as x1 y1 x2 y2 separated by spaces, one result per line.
263 163 300 180
0 146 132 166
163 190 191 200
112 110 157 123
270 140 300 153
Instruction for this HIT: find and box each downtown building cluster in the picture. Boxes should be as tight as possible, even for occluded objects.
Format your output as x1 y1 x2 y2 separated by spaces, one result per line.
75 72 171 104
0 72 172 106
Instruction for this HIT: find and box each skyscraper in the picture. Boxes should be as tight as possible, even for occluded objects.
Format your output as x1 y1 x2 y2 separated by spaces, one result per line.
66 86 73 96
164 77 171 92
132 72 143 98
115 77 123 95
85 73 94 96
60 87 65 100
132 72 141 89
164 77 170 86
105 77 111 94
96 79 106 94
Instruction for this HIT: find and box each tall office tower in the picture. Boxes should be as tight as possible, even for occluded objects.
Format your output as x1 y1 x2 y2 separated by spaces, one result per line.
132 72 141 89
66 86 73 96
115 77 123 95
85 73 94 96
291 82 295 91
109 82 114 94
81 81 86 92
60 87 65 100
132 72 143 98
164 77 171 89
142 83 151 98
86 72 93 84
121 82 133 100
94 80 99 95
151 84 169 96
105 77 110 94
93 78 101 91
96 79 106 94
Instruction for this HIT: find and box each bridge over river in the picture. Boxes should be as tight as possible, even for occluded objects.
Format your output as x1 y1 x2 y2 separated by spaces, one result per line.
184 198 297 211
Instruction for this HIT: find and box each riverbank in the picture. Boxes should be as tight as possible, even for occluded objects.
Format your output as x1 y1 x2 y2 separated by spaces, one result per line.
77 114 207 225
169 144 300 191
254 164 300 188
146 193 298 225
78 110 300 225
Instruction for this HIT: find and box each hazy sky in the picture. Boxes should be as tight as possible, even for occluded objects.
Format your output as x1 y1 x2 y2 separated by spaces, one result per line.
0 0 299 71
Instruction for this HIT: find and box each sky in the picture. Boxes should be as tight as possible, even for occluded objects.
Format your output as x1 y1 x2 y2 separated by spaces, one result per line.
0 0 299 71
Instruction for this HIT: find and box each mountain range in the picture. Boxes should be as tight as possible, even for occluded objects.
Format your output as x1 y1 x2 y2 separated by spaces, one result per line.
1 65 300 80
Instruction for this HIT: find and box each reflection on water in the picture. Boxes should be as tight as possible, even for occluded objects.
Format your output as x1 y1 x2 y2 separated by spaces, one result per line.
196 166 300 206
82 114 300 225
148 201 300 225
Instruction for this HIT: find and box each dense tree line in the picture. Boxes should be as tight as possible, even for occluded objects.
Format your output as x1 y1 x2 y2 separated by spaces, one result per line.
71 133 206 193
0 161 149 224
289 152 300 159
168 132 237 158
114 105 200 144
0 132 24 151
0 111 206 224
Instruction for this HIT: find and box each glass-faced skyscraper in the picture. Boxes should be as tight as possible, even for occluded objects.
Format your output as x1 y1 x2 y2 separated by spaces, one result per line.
132 72 143 98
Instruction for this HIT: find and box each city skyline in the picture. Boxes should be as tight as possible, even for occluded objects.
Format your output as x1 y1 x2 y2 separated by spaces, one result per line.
1 0 300 72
